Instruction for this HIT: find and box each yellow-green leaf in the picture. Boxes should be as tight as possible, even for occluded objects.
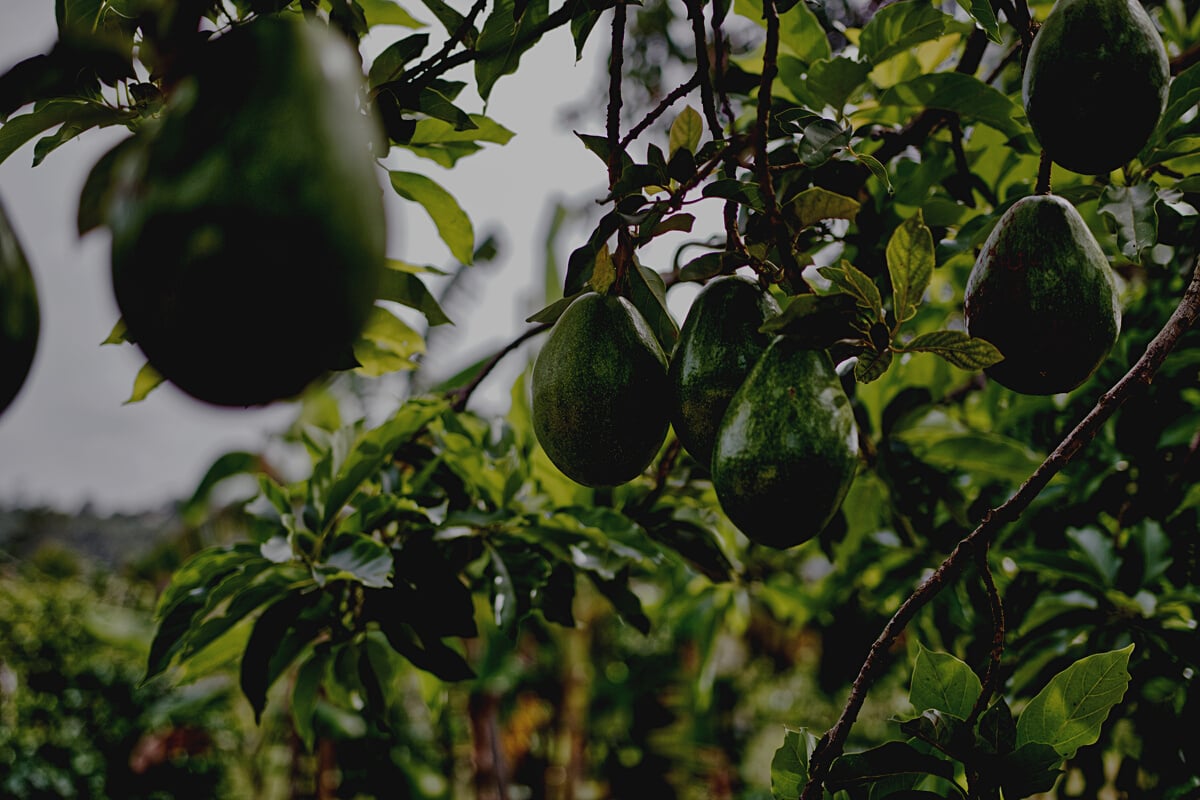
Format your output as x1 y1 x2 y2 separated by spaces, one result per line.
125 361 164 404
788 186 861 229
389 170 475 264
668 105 703 157
887 210 934 324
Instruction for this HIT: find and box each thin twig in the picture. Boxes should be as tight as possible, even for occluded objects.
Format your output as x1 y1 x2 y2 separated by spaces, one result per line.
799 256 1200 798
447 324 551 412
606 1 627 189
404 0 489 84
1036 149 1053 194
620 74 700 149
684 0 721 136
967 542 1005 727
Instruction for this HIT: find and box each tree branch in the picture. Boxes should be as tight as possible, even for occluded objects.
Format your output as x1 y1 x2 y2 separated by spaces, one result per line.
799 255 1200 798
447 323 551 412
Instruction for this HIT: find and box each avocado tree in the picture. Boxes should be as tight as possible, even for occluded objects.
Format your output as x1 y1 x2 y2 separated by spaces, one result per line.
3 0 1200 796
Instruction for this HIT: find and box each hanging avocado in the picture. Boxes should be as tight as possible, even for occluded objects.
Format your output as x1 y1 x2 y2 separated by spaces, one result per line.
1023 0 1169 175
0 200 39 419
108 16 386 406
711 337 859 549
669 275 780 469
532 292 670 487
964 194 1121 395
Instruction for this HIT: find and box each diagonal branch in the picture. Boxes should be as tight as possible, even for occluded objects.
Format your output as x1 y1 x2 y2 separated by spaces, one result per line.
799 255 1200 798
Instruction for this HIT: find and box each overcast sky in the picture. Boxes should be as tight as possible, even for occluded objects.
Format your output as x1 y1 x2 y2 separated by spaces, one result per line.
0 1 668 512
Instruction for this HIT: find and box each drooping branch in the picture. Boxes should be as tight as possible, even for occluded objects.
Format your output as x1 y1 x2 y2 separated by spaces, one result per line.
799 256 1200 798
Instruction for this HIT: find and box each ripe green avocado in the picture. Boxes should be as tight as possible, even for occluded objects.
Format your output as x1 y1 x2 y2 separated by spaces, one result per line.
669 275 780 469
0 200 39 418
711 338 858 549
108 16 385 406
964 194 1120 395
1023 0 1168 175
532 292 670 487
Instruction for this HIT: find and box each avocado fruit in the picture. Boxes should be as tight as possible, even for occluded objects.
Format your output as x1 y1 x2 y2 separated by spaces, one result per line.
532 292 671 487
964 194 1120 395
0 200 39 418
107 16 386 406
669 275 780 469
711 337 859 549
1023 0 1169 175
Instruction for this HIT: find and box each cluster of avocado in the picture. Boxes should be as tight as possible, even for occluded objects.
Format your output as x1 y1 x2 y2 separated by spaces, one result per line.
106 16 386 407
965 0 1167 394
0 200 39 420
532 276 860 550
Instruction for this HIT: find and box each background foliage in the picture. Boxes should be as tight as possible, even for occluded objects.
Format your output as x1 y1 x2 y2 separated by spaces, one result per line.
2 0 1200 797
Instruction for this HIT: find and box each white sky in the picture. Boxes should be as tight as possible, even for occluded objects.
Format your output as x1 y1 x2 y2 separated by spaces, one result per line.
0 0 711 513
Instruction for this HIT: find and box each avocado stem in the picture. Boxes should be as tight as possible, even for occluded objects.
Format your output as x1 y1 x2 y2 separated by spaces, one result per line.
1035 149 1053 195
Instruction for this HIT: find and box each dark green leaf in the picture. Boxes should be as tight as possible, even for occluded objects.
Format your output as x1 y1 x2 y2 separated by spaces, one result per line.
818 261 884 321
475 0 550 101
644 519 734 582
628 259 679 350
954 0 1001 42
0 99 125 167
978 697 1017 756
585 569 650 633
375 618 475 680
417 85 478 131
855 346 893 382
377 262 453 326
855 152 893 193
904 330 1003 370
240 591 321 723
826 741 957 791
993 743 1064 796
859 0 951 65
879 73 1025 138
678 251 726 282
368 34 430 87
899 710 974 758
771 727 818 799
1150 61 1200 147
181 450 261 521
702 179 764 210
798 119 852 166
292 648 330 752
805 56 872 111
320 533 394 588
760 292 859 347
564 212 620 295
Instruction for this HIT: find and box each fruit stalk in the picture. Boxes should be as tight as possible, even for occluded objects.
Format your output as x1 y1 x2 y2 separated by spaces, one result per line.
799 254 1200 799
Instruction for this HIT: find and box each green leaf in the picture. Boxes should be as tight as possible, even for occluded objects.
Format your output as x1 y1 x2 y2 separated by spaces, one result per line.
628 258 679 351
416 85 478 131
1150 61 1200 147
899 709 975 757
292 648 330 752
818 261 884 322
78 135 135 235
702 178 765 210
1098 183 1158 262
100 317 128 345
909 644 982 719
859 0 951 65
771 727 818 799
320 533 394 588
353 306 425 377
668 105 703 156
377 262 452 326
358 0 427 27
787 186 861 229
409 114 514 145
805 56 872 111
369 34 430 87
855 346 893 383
736 0 830 64
1015 644 1134 760
57 0 103 34
878 73 1025 138
855 152 893 194
904 330 1003 369
240 591 323 723
474 0 550 102
124 361 164 404
798 118 852 166
826 741 958 792
886 210 935 324
0 100 125 167
994 743 1064 796
954 0 1002 42
760 292 859 347
418 0 476 44
389 170 475 264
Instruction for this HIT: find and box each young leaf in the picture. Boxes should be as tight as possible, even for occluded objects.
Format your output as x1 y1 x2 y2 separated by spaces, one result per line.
909 644 982 719
954 0 1002 43
825 741 958 793
858 0 951 65
854 152 893 194
1014 644 1134 760
668 105 703 157
389 171 475 264
818 261 884 322
1098 183 1159 262
903 330 1003 370
771 727 818 799
352 307 425 377
787 187 861 229
887 210 935 324
376 263 452 326
854 347 893 383
124 361 164 404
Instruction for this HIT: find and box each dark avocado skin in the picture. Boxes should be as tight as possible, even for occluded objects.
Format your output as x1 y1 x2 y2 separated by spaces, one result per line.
965 195 1120 395
711 337 859 549
669 275 781 469
108 17 385 407
0 200 38 418
532 292 671 487
1023 0 1168 175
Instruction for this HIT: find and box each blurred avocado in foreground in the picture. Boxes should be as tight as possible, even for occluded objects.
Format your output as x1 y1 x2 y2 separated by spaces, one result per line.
0 199 39 419
669 274 780 470
107 16 386 407
532 291 670 487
